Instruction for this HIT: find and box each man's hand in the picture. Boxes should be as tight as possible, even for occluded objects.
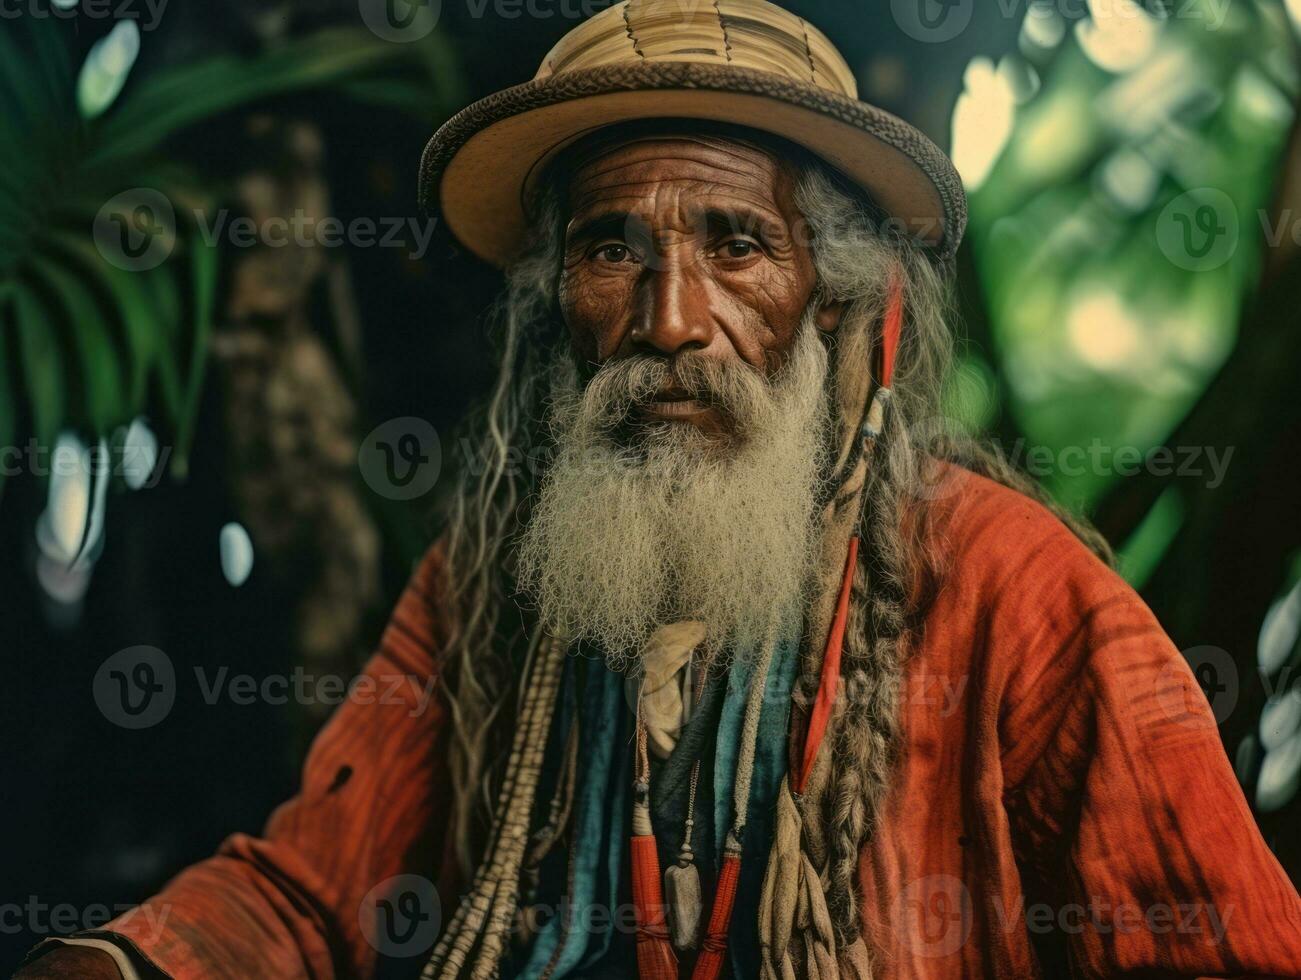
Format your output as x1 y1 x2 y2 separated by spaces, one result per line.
12 946 122 979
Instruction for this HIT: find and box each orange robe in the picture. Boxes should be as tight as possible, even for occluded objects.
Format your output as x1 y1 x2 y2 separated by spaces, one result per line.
77 469 1301 977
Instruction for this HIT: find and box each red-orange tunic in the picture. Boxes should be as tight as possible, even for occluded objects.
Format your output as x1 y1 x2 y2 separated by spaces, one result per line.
82 469 1301 978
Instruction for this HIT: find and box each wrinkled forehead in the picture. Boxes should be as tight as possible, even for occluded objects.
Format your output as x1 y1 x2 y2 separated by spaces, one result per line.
555 121 808 232
554 121 805 202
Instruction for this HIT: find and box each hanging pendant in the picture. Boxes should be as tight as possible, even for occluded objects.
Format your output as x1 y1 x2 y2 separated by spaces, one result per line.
664 844 702 950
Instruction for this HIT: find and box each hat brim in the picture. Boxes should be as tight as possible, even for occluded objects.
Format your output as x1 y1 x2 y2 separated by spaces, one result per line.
420 62 966 267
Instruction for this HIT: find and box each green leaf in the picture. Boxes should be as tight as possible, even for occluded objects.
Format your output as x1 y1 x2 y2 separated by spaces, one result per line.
90 28 416 166
28 254 126 435
0 318 15 509
0 29 51 248
0 24 47 136
329 77 444 119
29 15 74 124
47 234 160 415
172 240 218 477
12 280 65 450
143 269 184 425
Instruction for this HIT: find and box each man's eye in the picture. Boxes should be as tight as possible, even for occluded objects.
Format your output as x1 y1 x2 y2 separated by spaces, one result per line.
717 239 758 260
593 243 634 263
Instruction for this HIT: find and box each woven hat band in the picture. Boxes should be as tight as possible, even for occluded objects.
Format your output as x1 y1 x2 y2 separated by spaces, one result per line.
537 0 858 100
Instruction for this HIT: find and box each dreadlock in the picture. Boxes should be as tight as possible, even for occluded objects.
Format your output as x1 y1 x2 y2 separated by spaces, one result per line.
791 164 1112 946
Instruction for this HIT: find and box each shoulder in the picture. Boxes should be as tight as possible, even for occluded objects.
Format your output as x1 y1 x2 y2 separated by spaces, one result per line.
918 466 1194 776
922 463 1123 614
379 537 454 673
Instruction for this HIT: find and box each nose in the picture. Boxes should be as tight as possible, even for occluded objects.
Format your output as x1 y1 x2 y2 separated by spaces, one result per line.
628 256 715 357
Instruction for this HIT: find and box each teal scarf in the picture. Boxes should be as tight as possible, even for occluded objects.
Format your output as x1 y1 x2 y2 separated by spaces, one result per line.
518 627 801 979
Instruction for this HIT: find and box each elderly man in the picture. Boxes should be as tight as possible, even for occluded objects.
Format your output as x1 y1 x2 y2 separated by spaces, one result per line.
20 1 1301 978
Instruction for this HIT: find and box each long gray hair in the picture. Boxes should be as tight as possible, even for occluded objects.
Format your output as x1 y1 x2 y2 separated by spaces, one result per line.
432 155 1112 943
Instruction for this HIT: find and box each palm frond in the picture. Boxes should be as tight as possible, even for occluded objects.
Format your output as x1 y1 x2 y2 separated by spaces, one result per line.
90 28 438 166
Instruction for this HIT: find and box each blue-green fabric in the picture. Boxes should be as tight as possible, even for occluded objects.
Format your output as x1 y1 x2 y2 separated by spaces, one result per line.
716 631 801 978
517 656 630 978
516 625 800 980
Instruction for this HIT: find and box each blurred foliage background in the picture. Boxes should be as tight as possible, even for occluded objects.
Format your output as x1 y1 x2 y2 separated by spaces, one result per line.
1 0 1299 968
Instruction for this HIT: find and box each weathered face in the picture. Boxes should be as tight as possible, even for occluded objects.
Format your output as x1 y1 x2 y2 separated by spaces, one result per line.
558 135 837 435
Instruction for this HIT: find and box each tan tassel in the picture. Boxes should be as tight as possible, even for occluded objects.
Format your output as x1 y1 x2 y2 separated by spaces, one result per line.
760 779 802 973
664 855 702 949
836 937 873 979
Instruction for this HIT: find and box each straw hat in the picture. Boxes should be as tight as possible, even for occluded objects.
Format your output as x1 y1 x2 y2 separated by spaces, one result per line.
420 0 966 267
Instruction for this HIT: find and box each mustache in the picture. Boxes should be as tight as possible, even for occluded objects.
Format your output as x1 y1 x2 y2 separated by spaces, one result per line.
578 352 772 429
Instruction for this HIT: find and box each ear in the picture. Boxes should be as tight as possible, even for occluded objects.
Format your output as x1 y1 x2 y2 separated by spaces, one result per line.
814 299 847 334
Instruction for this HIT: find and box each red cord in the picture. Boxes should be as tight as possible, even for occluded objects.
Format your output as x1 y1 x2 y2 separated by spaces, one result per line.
795 536 859 795
691 851 742 980
880 276 904 390
630 834 677 979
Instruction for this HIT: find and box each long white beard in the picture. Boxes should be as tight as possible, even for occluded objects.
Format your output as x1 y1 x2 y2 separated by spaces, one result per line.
515 316 831 669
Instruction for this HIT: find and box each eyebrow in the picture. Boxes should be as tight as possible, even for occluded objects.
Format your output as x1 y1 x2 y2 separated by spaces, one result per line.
565 211 639 250
702 208 773 239
564 205 786 250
